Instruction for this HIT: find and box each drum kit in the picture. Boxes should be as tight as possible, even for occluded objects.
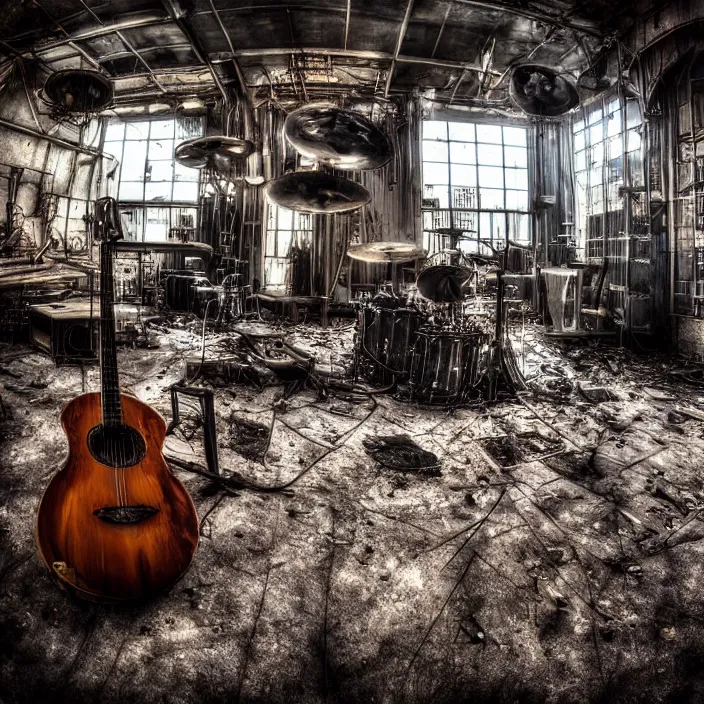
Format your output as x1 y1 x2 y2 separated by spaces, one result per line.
347 239 499 406
165 101 518 404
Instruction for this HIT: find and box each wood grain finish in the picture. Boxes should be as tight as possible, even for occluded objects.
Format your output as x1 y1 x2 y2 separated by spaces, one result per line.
36 392 199 602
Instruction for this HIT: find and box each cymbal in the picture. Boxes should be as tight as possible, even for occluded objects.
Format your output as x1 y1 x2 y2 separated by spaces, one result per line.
175 136 255 169
284 103 393 171
346 241 427 263
265 171 371 214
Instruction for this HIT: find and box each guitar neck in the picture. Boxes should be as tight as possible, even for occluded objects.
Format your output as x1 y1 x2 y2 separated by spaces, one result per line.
99 227 122 428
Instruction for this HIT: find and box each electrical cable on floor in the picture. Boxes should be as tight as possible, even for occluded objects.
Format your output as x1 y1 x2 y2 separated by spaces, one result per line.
166 392 378 494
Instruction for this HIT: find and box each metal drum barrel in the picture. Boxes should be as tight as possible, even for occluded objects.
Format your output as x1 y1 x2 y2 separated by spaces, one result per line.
358 306 423 386
409 327 489 405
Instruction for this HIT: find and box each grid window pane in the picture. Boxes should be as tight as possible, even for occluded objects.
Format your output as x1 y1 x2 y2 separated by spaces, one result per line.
503 146 527 168
451 164 477 187
105 122 125 141
477 143 503 166
145 182 172 201
505 168 528 190
106 117 203 217
503 127 527 147
172 182 199 201
424 162 449 184
505 190 528 211
478 166 504 189
448 122 475 142
121 141 148 180
423 140 448 162
119 182 144 200
149 120 175 139
423 121 447 140
147 161 173 182
264 205 313 287
148 139 174 160
449 141 476 164
476 124 503 143
422 119 531 256
480 188 505 210
125 122 150 140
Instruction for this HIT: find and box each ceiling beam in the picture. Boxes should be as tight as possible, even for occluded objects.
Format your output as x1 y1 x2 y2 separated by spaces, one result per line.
98 43 193 63
452 0 602 38
206 0 250 100
227 47 500 76
159 0 231 107
114 30 168 94
431 1 453 59
344 0 351 51
16 14 171 54
384 0 415 98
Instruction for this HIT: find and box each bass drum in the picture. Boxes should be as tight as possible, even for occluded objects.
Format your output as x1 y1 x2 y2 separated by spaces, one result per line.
409 327 489 405
358 306 423 386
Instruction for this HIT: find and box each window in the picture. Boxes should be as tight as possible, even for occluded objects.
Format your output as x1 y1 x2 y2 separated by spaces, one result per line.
573 97 643 259
421 120 531 256
103 117 204 241
264 205 313 288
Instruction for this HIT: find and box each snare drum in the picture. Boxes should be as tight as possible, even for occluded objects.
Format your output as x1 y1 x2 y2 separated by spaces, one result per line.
409 326 488 405
358 305 423 386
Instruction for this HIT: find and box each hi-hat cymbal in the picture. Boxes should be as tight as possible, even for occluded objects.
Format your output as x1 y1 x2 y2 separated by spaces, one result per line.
285 103 393 171
265 171 371 214
346 241 427 263
175 136 255 169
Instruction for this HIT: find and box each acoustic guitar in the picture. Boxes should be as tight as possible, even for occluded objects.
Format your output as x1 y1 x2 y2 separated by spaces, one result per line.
36 197 199 601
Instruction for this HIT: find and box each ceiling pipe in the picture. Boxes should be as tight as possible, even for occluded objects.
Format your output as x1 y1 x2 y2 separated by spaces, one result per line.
0 116 108 158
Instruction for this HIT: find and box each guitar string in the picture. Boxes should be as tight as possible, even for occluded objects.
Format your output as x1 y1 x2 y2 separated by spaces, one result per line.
101 234 124 509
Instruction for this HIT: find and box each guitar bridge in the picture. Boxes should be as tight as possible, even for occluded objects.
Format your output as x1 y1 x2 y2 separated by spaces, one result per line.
94 505 159 524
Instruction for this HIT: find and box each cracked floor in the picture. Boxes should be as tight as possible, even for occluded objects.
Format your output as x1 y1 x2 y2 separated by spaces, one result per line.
2 320 704 703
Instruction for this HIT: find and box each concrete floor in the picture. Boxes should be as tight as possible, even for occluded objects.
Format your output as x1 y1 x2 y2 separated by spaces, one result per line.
2 319 704 703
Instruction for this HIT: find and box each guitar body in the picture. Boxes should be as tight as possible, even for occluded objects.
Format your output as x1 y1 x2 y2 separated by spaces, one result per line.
36 392 199 602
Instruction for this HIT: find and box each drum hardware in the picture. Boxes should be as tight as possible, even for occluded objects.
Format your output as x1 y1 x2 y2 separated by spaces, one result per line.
167 386 220 476
216 273 251 325
346 241 426 295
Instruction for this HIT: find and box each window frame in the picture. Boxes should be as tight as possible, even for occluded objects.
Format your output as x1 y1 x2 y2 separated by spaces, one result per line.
263 202 314 289
421 119 532 256
103 116 205 242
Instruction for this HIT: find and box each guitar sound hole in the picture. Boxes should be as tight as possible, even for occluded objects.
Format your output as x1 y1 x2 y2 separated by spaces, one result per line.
87 424 147 468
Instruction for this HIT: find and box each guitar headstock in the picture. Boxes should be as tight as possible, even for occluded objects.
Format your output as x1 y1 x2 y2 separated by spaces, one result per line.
94 197 124 244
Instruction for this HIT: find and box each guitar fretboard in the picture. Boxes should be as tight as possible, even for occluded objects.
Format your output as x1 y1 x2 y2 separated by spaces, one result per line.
99 226 122 428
